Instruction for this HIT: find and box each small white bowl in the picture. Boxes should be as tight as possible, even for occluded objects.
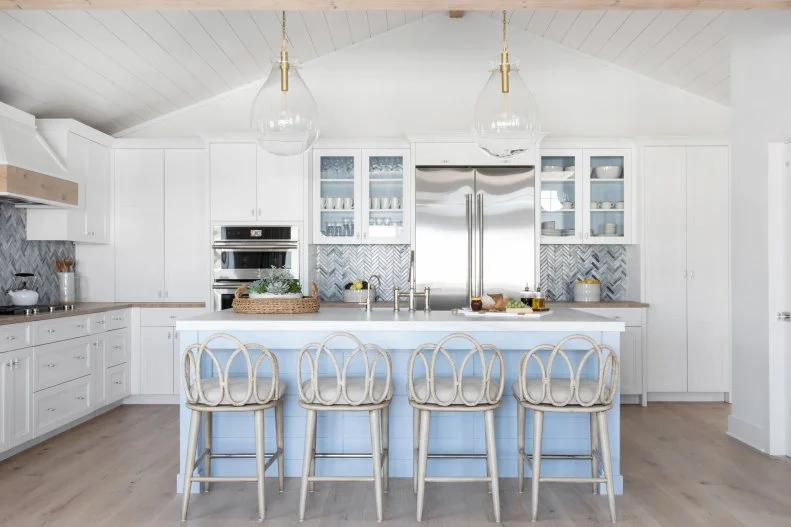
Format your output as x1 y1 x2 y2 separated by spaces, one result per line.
542 165 563 172
593 165 623 179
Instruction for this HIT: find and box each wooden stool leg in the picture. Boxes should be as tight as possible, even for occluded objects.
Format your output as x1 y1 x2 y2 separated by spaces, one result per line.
416 409 431 522
369 409 384 522
181 409 200 521
309 412 317 493
517 403 526 494
254 409 266 521
412 407 420 495
530 410 544 522
275 400 285 493
203 412 212 493
299 409 317 522
381 406 390 493
590 412 600 495
484 409 501 523
597 411 617 523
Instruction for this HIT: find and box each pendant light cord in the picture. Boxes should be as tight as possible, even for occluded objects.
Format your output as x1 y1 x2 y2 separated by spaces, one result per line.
502 10 508 53
279 10 289 92
281 11 287 51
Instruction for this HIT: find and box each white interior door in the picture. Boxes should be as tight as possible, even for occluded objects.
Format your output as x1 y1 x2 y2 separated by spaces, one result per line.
686 146 730 393
644 146 688 393
164 149 209 302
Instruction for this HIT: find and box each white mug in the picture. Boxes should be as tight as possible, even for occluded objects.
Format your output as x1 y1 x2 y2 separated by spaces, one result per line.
391 197 401 209
601 201 613 209
333 197 343 210
591 201 601 209
371 197 381 210
616 201 624 209
381 197 391 209
343 197 354 209
321 197 330 209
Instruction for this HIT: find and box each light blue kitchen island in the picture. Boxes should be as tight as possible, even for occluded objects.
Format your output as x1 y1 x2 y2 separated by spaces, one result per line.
175 307 625 494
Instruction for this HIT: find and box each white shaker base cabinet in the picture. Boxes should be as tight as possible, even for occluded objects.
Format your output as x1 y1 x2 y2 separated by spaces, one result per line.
0 347 34 450
139 327 175 396
643 144 730 400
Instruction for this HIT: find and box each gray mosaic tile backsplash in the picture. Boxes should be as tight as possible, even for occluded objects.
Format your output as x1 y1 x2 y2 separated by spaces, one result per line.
316 243 627 303
540 245 627 301
315 245 410 301
0 202 75 305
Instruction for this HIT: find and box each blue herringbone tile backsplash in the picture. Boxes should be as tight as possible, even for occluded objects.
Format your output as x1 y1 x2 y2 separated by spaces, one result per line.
316 243 627 303
0 202 75 305
540 245 627 301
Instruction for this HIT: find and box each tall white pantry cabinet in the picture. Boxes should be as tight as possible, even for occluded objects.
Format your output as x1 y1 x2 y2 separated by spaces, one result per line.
643 144 730 398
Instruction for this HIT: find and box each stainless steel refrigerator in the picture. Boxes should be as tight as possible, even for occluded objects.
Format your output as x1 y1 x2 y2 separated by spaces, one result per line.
414 166 535 311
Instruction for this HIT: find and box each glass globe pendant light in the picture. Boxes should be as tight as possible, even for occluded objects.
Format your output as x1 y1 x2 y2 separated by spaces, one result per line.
473 11 541 158
251 11 319 156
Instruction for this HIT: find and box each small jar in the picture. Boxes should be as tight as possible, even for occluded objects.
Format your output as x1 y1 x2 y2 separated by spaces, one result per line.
470 297 483 312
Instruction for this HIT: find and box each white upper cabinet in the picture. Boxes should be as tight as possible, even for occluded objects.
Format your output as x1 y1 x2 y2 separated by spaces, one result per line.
114 147 209 303
210 143 257 222
209 143 305 224
539 145 633 245
114 149 166 302
414 142 535 167
164 150 209 302
26 121 113 244
313 147 411 245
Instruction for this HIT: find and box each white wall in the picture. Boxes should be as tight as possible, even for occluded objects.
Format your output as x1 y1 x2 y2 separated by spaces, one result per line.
728 10 791 452
117 13 729 139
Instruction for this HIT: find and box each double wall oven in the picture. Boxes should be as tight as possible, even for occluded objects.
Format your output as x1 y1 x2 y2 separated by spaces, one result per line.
211 225 300 311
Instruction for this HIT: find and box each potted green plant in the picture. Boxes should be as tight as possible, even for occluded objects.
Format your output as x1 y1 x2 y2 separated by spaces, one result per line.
248 267 303 299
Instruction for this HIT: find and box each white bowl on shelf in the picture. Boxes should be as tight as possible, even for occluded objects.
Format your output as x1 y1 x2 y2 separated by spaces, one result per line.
593 165 623 179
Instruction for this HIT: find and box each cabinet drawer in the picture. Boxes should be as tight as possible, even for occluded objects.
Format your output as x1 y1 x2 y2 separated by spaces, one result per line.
107 363 130 403
106 310 129 331
35 337 95 391
34 375 92 437
0 323 31 353
571 308 643 327
36 316 91 345
140 308 207 327
106 330 128 367
89 312 109 333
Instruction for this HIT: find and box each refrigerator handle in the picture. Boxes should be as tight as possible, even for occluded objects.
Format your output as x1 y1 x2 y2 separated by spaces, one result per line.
477 192 484 297
466 193 473 302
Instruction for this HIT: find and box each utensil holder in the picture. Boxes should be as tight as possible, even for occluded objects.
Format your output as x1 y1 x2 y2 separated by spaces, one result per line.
58 272 76 305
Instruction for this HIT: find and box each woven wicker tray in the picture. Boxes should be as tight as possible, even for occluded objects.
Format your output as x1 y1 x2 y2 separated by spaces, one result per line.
232 282 320 314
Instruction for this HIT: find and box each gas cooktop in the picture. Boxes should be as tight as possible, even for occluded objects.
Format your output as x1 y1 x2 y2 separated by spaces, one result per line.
0 304 76 316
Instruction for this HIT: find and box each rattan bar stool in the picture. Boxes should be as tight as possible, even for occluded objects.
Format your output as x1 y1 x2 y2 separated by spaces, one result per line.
181 333 285 522
515 334 620 523
407 332 505 523
297 331 392 522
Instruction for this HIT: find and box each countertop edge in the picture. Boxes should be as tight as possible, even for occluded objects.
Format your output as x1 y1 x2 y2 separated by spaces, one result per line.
0 302 207 326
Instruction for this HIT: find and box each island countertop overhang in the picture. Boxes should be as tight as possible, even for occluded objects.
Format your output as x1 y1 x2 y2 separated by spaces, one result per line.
175 306 625 333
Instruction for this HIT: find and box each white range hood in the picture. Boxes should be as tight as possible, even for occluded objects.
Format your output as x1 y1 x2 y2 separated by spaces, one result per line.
0 104 77 207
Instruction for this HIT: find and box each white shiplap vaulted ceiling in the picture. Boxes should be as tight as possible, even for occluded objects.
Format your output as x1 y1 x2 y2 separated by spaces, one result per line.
496 9 731 105
0 10 426 133
0 9 730 136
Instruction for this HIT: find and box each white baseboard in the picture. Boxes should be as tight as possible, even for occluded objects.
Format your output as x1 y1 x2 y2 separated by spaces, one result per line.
647 392 729 403
727 414 769 454
124 394 179 405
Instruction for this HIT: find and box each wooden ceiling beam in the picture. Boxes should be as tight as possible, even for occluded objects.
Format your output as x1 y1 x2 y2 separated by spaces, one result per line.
0 0 789 9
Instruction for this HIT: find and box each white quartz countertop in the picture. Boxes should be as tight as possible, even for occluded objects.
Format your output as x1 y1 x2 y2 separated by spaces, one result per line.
176 307 625 332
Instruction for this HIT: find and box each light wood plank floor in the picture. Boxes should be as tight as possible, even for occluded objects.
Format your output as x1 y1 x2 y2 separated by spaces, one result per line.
1 403 790 526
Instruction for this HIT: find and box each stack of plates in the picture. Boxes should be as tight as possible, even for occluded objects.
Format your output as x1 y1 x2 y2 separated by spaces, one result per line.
542 228 575 236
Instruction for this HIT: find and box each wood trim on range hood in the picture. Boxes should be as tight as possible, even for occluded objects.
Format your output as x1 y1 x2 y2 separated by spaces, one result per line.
0 165 78 207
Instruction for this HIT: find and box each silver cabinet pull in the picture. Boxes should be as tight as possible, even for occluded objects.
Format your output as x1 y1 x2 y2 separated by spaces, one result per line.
12 358 19 367
167 332 172 340
113 317 123 321
112 345 123 350
46 329 56 334
6 335 16 341
76 324 85 328
5 361 12 368
113 380 123 385
75 395 86 400
96 320 105 325
169 315 177 319
46 408 56 412
477 192 484 297
93 341 99 347
46 363 57 368
251 209 255 217
158 291 162 298
258 208 262 217
74 355 86 360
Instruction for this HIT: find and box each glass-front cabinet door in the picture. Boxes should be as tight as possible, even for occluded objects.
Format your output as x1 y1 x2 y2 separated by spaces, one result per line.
539 149 583 244
362 149 410 244
582 148 631 244
313 149 361 243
